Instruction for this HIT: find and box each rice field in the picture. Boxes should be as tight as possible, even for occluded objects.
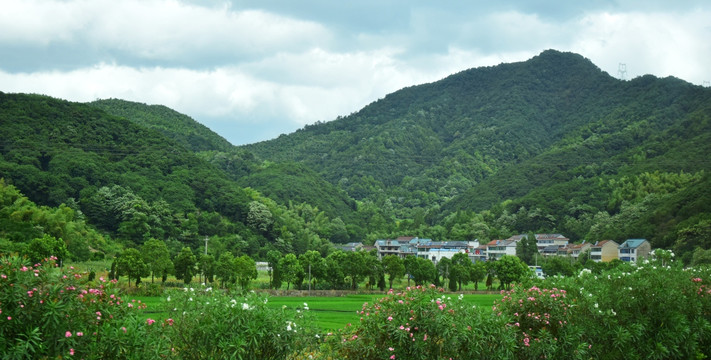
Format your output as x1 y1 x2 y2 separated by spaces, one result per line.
131 292 501 331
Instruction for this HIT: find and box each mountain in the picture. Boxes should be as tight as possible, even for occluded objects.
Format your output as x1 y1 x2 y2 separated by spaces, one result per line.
88 99 234 152
242 50 711 259
0 92 345 258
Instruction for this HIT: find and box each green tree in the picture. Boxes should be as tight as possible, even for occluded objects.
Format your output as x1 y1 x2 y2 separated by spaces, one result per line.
115 248 149 287
279 253 304 290
173 247 197 285
408 256 436 286
382 255 406 289
298 250 325 289
266 250 283 289
324 251 347 289
141 238 172 284
198 254 216 284
491 255 530 289
342 251 370 290
234 255 257 290
470 261 487 290
516 233 539 265
24 234 69 265
541 256 575 277
450 253 472 291
436 257 453 290
215 252 236 288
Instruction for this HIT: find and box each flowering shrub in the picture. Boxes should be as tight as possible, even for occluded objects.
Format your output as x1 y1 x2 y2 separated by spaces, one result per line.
162 286 318 359
0 255 170 359
524 262 711 360
494 286 589 359
322 285 515 360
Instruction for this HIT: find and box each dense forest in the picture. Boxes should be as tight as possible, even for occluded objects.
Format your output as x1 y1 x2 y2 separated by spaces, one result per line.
1 50 710 264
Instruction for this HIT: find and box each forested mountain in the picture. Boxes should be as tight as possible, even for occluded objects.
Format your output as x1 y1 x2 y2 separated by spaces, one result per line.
88 99 234 152
2 50 710 264
243 50 711 262
0 93 346 260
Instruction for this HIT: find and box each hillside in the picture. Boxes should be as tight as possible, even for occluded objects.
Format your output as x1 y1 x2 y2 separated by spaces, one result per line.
88 99 234 152
0 92 347 258
242 50 711 260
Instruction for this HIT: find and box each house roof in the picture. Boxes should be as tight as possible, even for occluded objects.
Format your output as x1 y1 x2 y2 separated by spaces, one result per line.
619 239 648 249
591 240 618 248
542 245 559 253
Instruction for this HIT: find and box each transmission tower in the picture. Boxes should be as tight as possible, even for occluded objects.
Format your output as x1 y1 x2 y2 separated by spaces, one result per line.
617 63 627 80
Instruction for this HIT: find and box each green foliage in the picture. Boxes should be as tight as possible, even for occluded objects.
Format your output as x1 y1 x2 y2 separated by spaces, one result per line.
323 285 516 360
24 234 69 265
89 98 234 153
279 253 304 290
234 254 257 290
173 247 197 285
0 255 170 359
491 255 531 289
115 248 149 287
382 255 405 289
163 287 318 359
141 238 172 284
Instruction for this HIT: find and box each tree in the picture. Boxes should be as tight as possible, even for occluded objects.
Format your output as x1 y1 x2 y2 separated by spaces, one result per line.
215 252 236 288
266 250 283 289
234 255 257 290
450 253 472 291
382 255 405 289
408 256 436 286
516 233 539 265
491 255 530 289
279 253 304 290
342 251 370 290
324 251 347 289
141 238 172 284
115 248 149 287
541 256 575 277
173 247 197 285
198 254 216 284
24 234 69 265
469 261 487 290
298 250 325 289
436 257 453 290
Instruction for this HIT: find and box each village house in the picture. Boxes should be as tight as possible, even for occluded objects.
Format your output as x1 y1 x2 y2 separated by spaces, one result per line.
618 239 652 262
486 239 519 260
590 240 619 262
556 242 592 260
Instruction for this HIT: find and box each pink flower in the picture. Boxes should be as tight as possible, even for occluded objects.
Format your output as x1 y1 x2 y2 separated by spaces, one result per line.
387 316 393 321
390 355 396 359
65 331 72 338
69 348 75 356
76 332 83 337
423 334 428 341
7 316 11 320
146 318 156 325
121 327 127 333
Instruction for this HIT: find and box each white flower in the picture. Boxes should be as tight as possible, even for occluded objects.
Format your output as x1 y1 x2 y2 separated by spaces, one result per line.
594 303 598 308
189 297 193 302
166 296 171 302
242 303 251 310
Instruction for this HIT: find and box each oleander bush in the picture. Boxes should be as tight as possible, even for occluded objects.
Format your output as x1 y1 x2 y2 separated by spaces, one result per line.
0 255 170 359
319 285 516 360
162 286 319 360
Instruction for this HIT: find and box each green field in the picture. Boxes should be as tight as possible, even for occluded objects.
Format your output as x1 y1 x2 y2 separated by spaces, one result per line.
130 292 501 331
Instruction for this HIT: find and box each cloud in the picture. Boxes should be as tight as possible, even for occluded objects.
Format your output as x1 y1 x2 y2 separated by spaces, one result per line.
1 0 709 145
0 0 331 69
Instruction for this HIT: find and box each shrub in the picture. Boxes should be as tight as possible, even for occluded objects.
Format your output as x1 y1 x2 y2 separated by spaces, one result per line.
162 286 318 359
0 255 170 359
322 285 516 360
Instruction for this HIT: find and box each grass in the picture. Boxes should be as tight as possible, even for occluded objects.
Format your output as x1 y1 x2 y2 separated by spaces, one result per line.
129 292 502 331
266 293 501 331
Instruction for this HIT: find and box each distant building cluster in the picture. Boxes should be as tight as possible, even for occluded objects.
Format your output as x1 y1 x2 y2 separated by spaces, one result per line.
341 235 654 265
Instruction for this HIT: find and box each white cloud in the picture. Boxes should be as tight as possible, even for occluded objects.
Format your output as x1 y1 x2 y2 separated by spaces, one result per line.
0 0 331 62
570 10 711 82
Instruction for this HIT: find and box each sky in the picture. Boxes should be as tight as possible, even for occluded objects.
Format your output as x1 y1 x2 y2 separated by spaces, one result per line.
1 1 710 145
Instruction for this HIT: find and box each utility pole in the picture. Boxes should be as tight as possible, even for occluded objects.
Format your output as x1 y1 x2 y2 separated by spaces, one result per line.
204 236 209 255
